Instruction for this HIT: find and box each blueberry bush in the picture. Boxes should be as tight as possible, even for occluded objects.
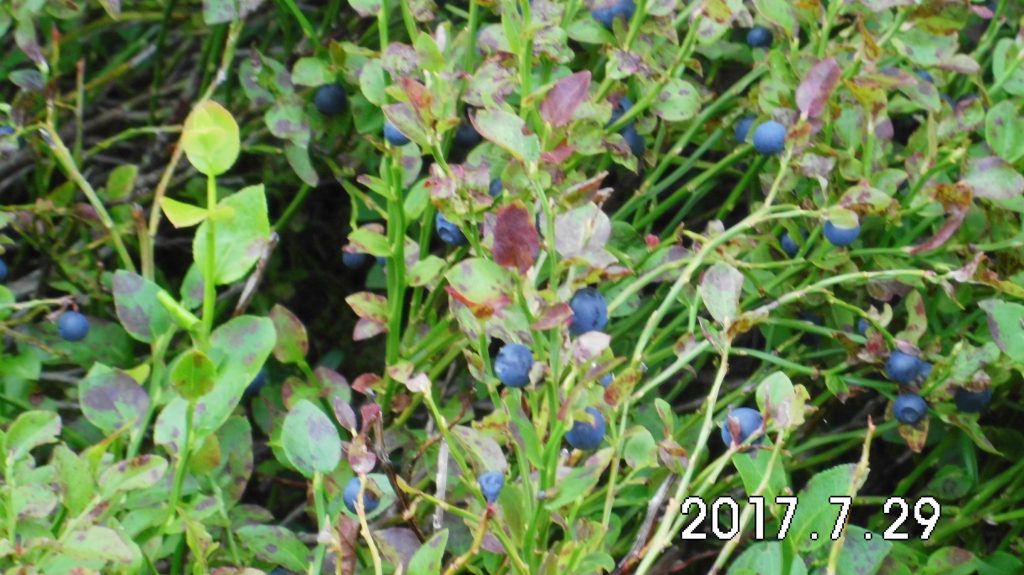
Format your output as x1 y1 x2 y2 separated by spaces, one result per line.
2 1 1024 574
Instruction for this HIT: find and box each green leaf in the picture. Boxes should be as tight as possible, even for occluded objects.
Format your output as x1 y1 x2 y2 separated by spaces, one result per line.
359 59 388 106
214 416 253 502
168 348 217 401
348 0 382 17
64 526 136 564
265 101 311 147
924 547 978 575
159 196 208 228
193 184 270 285
753 0 796 37
348 226 391 257
732 441 788 504
409 255 446 286
452 425 508 474
105 164 136 200
444 258 514 312
113 271 173 343
545 448 612 509
787 464 859 551
95 0 121 19
700 262 744 327
755 371 807 430
985 101 1024 164
473 109 541 164
99 455 169 497
727 541 807 575
182 100 240 177
53 445 96 517
652 78 701 122
285 142 319 187
236 525 310 572
270 304 309 364
407 529 448 575
13 483 58 519
623 427 657 469
291 57 333 87
992 39 1024 97
836 526 893 575
978 299 1024 363
281 399 341 477
79 363 150 435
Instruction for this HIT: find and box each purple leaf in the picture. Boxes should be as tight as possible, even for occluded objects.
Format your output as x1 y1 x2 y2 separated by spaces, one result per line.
796 58 841 119
541 71 591 128
492 203 540 273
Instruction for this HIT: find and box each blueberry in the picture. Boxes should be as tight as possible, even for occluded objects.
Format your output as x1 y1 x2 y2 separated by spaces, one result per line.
735 116 756 143
435 213 467 246
823 221 861 247
57 311 90 342
455 122 481 148
893 394 928 425
915 70 934 84
720 407 764 446
477 471 505 503
494 343 533 388
954 388 992 414
0 259 7 282
886 351 922 384
856 318 870 335
917 361 932 381
747 26 774 49
599 373 613 387
489 178 503 198
245 368 269 396
780 231 801 257
752 121 786 155
343 477 380 514
569 287 608 336
383 120 411 146
343 251 370 269
314 83 348 116
0 126 13 137
376 256 387 267
590 0 636 28
565 407 606 450
608 97 645 157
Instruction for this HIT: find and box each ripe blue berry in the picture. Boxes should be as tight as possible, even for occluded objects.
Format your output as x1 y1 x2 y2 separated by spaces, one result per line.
599 373 613 387
435 213 467 246
735 115 755 143
915 70 934 84
0 126 13 137
343 477 380 514
58 311 90 342
314 83 348 116
0 259 7 282
343 251 370 269
489 178 503 198
857 318 870 335
720 407 764 446
245 368 270 396
893 394 928 425
823 221 861 247
752 121 786 155
747 26 774 49
455 122 482 148
780 231 801 257
569 287 608 336
885 351 921 384
383 120 411 146
954 388 992 414
590 0 636 28
566 407 606 450
477 471 505 503
918 361 933 381
494 343 533 388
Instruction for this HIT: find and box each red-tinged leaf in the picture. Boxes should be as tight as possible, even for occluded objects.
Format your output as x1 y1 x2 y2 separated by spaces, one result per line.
541 71 591 128
493 204 540 273
333 516 360 575
352 373 382 395
398 77 432 115
346 436 376 473
909 205 967 255
332 397 358 432
383 102 429 147
354 318 388 341
797 58 840 119
531 303 573 330
444 287 510 319
360 404 382 431
541 145 576 164
572 331 611 362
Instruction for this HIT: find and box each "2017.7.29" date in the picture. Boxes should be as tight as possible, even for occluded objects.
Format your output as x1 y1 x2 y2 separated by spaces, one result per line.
680 496 940 541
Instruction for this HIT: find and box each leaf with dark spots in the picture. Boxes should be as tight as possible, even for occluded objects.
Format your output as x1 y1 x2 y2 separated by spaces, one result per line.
236 525 310 572
978 300 1024 364
80 363 150 436
383 102 429 147
215 416 253 502
444 258 514 319
961 156 1024 200
797 58 840 119
471 109 541 164
99 455 169 497
531 302 573 330
699 263 744 327
544 448 613 508
452 425 508 473
541 71 591 128
541 145 576 164
493 203 540 274
375 528 420 570
269 304 309 364
408 530 449 575
398 77 432 117
280 399 340 477
317 367 352 403
346 436 377 474
113 270 172 343
909 205 966 255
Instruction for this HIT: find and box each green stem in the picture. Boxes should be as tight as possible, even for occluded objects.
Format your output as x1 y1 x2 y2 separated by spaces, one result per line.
165 402 194 527
202 175 218 339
